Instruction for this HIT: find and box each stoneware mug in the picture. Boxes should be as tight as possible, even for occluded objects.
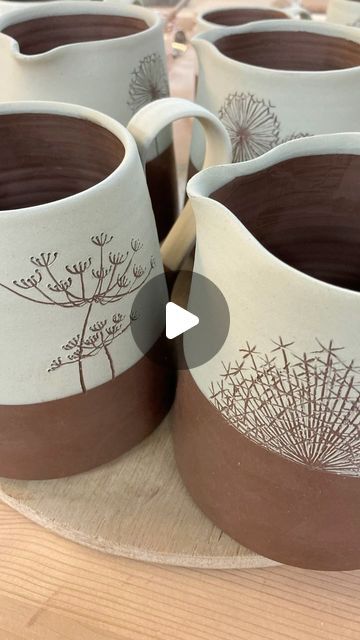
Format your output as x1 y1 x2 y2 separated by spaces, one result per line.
0 1 176 241
196 4 309 34
327 0 360 28
174 132 360 571
189 19 360 172
0 0 142 18
0 98 230 480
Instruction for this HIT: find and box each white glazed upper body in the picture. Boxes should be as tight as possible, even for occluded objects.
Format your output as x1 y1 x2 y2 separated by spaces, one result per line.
0 102 163 405
327 0 360 27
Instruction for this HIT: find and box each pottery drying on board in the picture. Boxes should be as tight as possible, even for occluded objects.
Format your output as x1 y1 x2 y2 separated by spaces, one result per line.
0 97 230 480
174 133 360 571
0 1 176 240
189 19 360 173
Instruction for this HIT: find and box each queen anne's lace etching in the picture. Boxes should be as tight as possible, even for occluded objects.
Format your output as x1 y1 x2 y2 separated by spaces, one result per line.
0 234 155 393
209 337 360 476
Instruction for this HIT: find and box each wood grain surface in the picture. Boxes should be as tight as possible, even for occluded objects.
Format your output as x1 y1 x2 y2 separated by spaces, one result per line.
0 414 276 569
0 500 359 639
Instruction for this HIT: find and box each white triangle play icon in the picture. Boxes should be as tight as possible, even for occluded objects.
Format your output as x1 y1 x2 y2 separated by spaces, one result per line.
165 302 199 340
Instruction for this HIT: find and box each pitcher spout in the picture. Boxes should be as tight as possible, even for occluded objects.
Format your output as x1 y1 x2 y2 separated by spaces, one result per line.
191 35 216 61
0 30 20 58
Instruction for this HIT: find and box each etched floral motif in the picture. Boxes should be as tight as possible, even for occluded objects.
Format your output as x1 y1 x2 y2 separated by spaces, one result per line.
127 53 169 114
279 132 311 145
0 235 155 393
353 18 360 27
209 338 360 476
219 92 280 162
219 92 312 162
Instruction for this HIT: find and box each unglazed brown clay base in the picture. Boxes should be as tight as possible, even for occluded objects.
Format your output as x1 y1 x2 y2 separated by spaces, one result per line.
0 354 174 480
145 143 178 243
173 371 360 571
0 413 276 569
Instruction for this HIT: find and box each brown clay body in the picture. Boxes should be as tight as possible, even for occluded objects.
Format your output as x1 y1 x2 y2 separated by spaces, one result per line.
174 371 360 571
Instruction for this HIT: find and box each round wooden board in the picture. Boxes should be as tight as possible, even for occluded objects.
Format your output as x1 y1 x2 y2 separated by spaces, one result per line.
0 414 277 569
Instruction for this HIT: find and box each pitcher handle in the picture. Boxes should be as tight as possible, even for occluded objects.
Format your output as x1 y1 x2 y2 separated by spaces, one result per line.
127 97 232 271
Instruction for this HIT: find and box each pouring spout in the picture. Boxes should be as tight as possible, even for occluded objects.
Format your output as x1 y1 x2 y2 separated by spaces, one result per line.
0 31 20 58
191 35 216 60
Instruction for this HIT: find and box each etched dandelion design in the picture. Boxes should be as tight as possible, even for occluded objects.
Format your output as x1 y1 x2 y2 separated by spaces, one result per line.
218 92 311 162
209 338 360 476
0 234 155 394
127 53 169 114
279 132 312 145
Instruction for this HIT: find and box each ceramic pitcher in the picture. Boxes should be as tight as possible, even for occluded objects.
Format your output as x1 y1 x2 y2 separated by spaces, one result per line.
0 1 176 241
174 132 360 571
327 0 360 27
0 97 230 480
196 5 309 34
189 19 360 172
0 0 142 17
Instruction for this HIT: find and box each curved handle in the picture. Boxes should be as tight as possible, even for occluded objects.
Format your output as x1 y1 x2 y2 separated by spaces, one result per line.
127 97 231 170
127 97 232 271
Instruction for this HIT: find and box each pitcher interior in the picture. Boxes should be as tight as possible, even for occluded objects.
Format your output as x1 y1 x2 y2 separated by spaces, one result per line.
214 30 360 70
0 113 124 210
211 153 360 291
2 14 148 54
202 8 289 27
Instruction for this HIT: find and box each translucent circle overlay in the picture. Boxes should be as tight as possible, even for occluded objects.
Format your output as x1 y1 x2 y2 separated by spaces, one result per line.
131 270 230 370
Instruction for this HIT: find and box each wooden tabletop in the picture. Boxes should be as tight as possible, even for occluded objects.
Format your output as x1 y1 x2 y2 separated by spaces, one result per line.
0 500 359 639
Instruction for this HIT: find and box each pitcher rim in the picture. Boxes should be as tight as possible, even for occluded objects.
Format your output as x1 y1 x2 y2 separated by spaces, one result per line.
187 132 360 299
194 19 360 76
198 5 290 23
0 1 161 60
0 100 139 216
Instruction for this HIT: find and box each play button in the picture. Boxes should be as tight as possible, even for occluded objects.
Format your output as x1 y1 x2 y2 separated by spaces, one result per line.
130 269 230 370
166 302 199 340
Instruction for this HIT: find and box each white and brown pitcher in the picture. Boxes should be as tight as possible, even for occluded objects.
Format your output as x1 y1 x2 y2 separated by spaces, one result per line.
0 98 230 480
174 133 360 571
